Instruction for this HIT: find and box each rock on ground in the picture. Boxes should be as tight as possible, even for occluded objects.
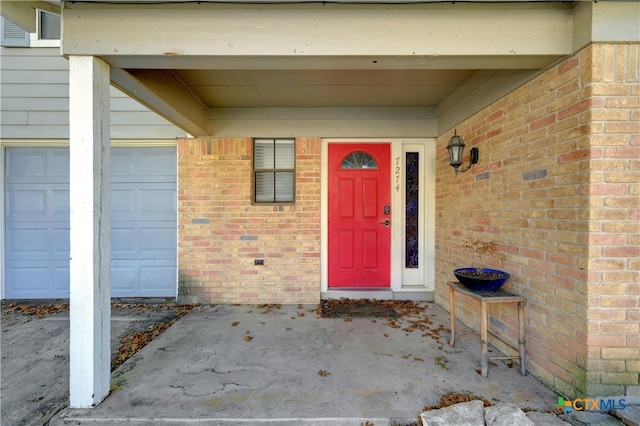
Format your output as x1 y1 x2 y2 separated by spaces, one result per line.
526 411 572 425
484 403 534 426
420 400 485 426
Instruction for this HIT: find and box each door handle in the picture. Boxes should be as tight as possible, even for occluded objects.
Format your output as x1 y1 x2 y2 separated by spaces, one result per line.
380 219 390 226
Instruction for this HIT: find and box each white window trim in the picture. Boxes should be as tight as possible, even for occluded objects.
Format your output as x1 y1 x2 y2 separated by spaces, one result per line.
29 9 60 48
29 33 60 47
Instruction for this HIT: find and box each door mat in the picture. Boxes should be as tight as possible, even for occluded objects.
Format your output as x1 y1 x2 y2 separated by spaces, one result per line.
320 298 399 318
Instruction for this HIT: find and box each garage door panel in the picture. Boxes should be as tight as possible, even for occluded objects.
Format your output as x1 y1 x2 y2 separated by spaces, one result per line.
7 266 49 292
111 185 176 221
6 227 49 257
139 266 175 295
6 150 48 179
5 147 177 299
139 152 176 178
6 185 69 222
111 224 175 259
50 151 70 177
52 228 70 256
6 149 69 183
111 189 135 218
51 189 70 218
111 151 136 177
7 189 47 215
6 223 70 260
140 227 176 255
111 148 176 183
111 265 137 294
111 262 175 297
53 267 70 294
139 189 176 215
111 227 136 253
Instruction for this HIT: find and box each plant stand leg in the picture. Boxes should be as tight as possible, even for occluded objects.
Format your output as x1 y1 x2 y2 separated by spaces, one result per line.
449 285 455 347
480 300 488 377
518 301 526 376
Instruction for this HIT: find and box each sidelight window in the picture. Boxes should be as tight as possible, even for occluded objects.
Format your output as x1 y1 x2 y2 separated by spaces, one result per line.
405 152 419 268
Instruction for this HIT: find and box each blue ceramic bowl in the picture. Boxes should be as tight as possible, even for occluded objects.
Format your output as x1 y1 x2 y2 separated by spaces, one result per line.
454 268 510 291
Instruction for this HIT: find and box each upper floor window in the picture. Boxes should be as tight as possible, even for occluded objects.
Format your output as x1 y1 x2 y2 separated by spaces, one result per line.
253 138 295 204
38 10 60 40
1 11 60 48
30 10 60 47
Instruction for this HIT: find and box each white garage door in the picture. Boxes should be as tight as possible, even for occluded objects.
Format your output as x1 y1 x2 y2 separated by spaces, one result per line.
4 147 177 299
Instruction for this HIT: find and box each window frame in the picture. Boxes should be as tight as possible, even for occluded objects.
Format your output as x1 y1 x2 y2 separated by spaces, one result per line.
252 138 296 205
29 10 61 47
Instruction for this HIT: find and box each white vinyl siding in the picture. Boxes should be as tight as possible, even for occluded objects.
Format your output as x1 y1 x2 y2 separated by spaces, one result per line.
0 47 186 140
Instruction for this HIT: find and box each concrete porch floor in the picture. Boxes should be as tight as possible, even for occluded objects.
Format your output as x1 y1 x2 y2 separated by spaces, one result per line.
48 302 564 425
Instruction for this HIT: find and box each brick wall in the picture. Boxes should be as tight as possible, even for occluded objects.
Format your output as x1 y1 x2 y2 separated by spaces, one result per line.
584 44 640 397
177 137 321 304
434 43 639 398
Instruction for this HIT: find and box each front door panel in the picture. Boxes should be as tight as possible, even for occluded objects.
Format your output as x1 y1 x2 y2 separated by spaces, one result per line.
328 144 390 287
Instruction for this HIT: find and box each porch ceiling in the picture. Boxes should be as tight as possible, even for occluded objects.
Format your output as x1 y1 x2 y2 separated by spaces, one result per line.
56 0 578 136
171 69 476 109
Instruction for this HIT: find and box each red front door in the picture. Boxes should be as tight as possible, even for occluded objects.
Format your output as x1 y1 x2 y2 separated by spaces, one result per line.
328 144 391 287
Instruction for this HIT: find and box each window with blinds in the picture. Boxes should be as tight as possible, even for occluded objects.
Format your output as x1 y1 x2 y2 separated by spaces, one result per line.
253 138 295 203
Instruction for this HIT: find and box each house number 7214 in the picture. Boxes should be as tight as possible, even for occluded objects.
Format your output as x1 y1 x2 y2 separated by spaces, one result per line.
395 156 401 192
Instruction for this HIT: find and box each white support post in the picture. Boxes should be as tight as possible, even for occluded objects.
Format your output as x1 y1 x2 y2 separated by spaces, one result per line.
69 55 111 408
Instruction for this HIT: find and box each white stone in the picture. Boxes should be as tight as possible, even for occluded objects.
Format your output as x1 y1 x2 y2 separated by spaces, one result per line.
526 411 572 426
485 403 534 426
420 400 485 426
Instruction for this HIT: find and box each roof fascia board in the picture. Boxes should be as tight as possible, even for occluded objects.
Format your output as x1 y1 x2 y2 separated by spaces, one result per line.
61 3 574 59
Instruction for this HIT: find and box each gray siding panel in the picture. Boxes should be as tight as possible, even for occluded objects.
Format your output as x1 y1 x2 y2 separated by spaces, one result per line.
1 111 29 125
2 98 69 111
1 69 69 84
1 47 186 140
2 84 68 98
111 126 182 140
28 112 69 125
1 126 72 139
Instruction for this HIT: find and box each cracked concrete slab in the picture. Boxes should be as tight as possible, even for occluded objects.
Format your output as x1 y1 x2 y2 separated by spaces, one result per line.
49 303 565 425
1 300 183 426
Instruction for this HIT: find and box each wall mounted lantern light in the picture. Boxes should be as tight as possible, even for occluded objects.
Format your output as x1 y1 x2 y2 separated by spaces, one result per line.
447 130 479 174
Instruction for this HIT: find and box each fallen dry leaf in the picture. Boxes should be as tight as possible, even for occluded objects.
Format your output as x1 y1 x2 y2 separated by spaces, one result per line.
423 392 493 411
111 303 197 372
258 304 281 314
2 302 69 319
